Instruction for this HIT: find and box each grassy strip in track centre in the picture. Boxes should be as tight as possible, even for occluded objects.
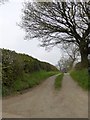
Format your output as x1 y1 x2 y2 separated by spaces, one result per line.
55 73 64 90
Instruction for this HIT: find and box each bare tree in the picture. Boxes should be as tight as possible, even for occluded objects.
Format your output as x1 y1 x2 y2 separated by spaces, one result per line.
61 43 80 67
20 1 90 67
57 55 69 71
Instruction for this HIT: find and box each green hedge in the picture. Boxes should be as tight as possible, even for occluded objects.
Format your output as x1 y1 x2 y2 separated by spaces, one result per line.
1 48 58 96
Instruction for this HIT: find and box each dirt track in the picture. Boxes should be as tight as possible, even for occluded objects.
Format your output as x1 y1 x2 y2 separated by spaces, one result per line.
2 73 88 118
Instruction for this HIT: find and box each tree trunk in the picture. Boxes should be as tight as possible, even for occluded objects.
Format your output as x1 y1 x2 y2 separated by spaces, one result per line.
79 41 88 68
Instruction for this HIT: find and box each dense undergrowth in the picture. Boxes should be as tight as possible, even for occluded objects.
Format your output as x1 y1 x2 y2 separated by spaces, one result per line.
55 73 64 89
1 48 58 96
70 69 89 90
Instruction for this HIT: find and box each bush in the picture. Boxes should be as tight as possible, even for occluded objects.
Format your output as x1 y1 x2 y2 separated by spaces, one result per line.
75 62 88 70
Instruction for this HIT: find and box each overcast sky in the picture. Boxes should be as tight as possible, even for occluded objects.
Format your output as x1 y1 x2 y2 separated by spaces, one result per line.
0 0 62 66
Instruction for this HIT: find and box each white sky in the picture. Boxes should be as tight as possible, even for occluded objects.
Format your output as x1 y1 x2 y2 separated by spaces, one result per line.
0 0 62 66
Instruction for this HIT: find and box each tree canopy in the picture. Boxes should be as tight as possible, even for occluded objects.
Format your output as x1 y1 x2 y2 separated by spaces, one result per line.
20 1 90 67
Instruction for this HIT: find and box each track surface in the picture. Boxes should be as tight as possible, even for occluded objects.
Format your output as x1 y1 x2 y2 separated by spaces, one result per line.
2 73 88 118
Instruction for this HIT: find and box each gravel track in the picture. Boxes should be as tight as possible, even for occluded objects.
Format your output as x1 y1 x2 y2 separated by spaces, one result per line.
2 73 88 118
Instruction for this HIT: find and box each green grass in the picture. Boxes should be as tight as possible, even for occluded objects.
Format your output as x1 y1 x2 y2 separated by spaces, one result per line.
3 70 59 96
13 70 58 91
70 69 89 90
55 73 64 89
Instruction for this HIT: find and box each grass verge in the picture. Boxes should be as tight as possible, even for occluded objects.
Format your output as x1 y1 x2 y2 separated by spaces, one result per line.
2 70 59 96
70 69 89 90
0 63 2 97
55 73 64 89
